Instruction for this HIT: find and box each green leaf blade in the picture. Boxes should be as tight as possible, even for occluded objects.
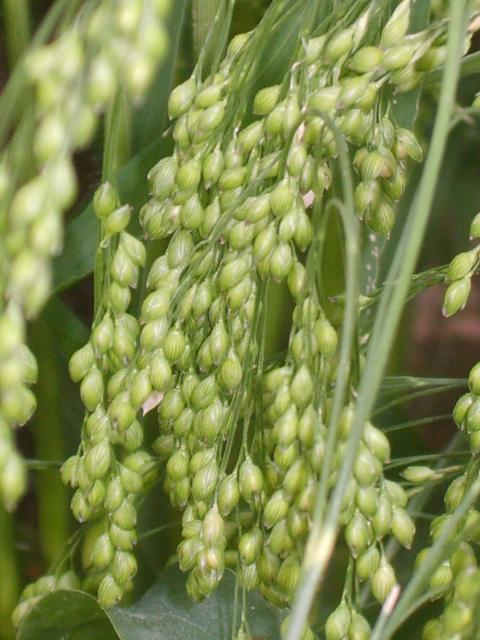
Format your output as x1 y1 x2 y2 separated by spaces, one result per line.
16 590 117 640
17 568 283 640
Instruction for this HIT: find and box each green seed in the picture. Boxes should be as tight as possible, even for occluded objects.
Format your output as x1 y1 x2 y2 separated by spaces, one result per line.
380 0 410 47
130 369 152 409
340 75 370 108
349 46 383 73
93 182 118 219
254 85 281 115
294 211 313 252
394 128 423 163
218 256 249 291
80 367 103 411
150 352 173 391
356 545 380 581
345 510 371 557
104 205 132 236
97 574 123 608
365 199 395 237
192 460 219 501
270 243 293 280
353 446 380 486
176 159 202 191
91 533 114 570
447 250 478 284
468 363 480 397
219 167 246 191
382 44 414 71
371 559 396 603
443 601 472 634
325 27 354 62
218 474 240 516
111 550 137 585
391 508 415 548
219 355 243 391
163 329 186 363
270 180 295 218
469 212 480 239
148 156 178 199
120 233 146 268
108 392 136 431
349 612 371 640
202 505 225 547
363 422 391 463
202 148 224 187
239 121 264 153
109 524 137 551
325 602 351 640
110 246 138 288
305 35 325 63
308 86 340 112
290 365 313 407
315 318 338 357
168 78 196 119
444 475 466 512
442 277 471 318
356 485 379 518
263 490 290 528
191 375 217 410
372 495 393 539
201 101 226 131
69 342 95 383
239 459 264 502
402 465 435 484
453 392 474 428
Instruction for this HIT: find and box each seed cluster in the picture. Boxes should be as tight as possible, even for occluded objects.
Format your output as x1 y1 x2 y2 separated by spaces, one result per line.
423 558 480 639
442 215 480 317
61 183 156 607
55 0 459 614
49 0 476 619
140 0 443 613
11 0 480 633
414 221 480 638
0 0 171 510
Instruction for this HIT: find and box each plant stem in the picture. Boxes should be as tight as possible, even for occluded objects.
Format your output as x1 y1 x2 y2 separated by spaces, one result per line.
2 0 30 68
93 91 132 318
30 319 71 565
0 4 31 637
191 0 223 74
0 505 19 640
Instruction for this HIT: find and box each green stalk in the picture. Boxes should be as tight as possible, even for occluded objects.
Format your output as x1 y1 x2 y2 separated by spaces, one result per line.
102 91 132 184
286 1 467 636
0 4 31 637
93 91 132 317
0 505 19 640
30 319 71 565
191 0 223 73
2 0 30 68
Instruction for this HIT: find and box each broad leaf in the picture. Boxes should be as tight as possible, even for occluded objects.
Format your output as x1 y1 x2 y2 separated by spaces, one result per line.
17 567 283 640
16 590 115 640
